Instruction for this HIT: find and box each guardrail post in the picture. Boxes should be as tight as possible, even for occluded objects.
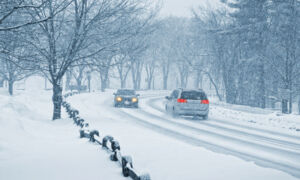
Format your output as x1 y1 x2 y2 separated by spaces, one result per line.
63 92 151 180
89 130 99 142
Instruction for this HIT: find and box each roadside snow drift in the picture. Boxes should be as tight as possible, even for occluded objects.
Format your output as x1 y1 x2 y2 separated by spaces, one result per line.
0 90 124 180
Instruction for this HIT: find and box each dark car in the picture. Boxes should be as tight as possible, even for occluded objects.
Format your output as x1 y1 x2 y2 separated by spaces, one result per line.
165 89 209 119
113 89 139 108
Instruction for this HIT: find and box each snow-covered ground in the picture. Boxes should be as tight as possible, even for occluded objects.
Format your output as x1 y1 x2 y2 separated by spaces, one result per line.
0 89 125 180
1 89 299 180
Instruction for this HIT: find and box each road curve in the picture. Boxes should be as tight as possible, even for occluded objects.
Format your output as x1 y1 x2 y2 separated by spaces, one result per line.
115 95 300 178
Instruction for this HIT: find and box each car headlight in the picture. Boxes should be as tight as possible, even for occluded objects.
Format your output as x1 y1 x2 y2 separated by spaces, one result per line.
132 97 138 103
116 97 122 102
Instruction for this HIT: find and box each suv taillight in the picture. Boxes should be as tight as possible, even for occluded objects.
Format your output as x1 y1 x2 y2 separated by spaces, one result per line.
177 99 187 103
201 100 209 104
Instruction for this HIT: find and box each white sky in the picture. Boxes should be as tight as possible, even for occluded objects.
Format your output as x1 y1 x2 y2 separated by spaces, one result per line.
159 0 221 17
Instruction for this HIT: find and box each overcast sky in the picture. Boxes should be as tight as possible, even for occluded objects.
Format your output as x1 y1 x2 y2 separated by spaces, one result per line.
159 0 221 17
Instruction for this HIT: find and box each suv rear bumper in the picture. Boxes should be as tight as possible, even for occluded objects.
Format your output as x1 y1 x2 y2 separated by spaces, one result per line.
176 109 209 116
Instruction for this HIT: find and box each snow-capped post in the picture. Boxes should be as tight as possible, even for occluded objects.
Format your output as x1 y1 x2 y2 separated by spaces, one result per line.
63 93 151 180
121 156 151 180
89 130 99 143
109 141 122 163
74 117 80 124
102 136 114 149
68 109 73 118
75 119 84 126
111 140 120 152
122 156 133 177
65 104 71 111
138 173 151 180
62 101 67 107
109 140 121 161
79 129 86 138
69 109 79 119
79 122 85 128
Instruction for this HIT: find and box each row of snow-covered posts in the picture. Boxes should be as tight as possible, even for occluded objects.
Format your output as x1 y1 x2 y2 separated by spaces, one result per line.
62 91 151 180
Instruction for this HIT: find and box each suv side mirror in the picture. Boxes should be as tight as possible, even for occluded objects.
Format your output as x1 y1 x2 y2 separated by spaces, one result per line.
136 94 140 96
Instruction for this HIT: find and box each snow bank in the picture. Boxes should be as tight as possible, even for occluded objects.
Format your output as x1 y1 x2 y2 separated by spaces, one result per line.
210 99 300 134
0 89 125 180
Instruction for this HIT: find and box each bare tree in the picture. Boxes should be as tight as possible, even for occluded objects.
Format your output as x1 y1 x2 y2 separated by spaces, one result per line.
144 50 157 90
0 30 34 95
115 53 131 88
92 53 115 92
70 61 87 92
0 0 50 31
26 0 153 120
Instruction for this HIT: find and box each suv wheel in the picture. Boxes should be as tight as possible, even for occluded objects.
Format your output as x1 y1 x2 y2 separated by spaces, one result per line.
203 114 208 120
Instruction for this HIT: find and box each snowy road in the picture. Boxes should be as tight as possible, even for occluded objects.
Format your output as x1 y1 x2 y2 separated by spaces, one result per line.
68 91 300 179
118 96 300 177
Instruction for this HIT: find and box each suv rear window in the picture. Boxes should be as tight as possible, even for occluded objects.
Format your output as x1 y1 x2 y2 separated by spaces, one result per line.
180 91 207 100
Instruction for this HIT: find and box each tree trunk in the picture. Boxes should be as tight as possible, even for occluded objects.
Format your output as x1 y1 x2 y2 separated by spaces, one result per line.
8 80 14 95
76 78 82 92
100 70 108 92
131 63 142 90
52 83 62 120
162 64 169 90
223 71 236 104
0 79 4 88
298 96 300 115
135 71 142 90
100 78 106 92
195 70 202 88
65 71 71 91
282 99 288 114
145 64 154 90
147 77 152 90
121 79 126 89
289 91 293 114
163 75 168 90
206 72 222 101
87 76 91 93
258 63 266 108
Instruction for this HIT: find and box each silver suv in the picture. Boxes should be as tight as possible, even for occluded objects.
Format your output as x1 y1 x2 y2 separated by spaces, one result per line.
165 89 209 119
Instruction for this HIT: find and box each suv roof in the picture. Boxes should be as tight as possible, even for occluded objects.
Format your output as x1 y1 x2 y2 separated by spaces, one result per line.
177 88 205 92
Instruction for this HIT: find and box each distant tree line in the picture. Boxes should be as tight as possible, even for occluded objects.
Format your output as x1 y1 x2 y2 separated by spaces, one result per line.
1 0 299 118
191 0 299 113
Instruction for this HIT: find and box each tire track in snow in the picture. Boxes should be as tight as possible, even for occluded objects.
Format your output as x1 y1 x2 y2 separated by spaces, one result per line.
115 96 300 178
71 93 300 178
115 106 300 178
148 96 300 145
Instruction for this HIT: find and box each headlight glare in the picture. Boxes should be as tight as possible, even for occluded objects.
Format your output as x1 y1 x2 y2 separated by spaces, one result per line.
132 97 138 103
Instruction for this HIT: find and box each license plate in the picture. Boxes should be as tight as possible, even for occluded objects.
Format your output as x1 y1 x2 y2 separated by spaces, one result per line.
124 101 130 105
